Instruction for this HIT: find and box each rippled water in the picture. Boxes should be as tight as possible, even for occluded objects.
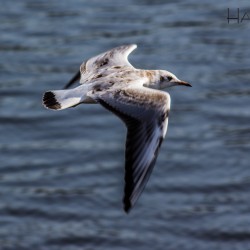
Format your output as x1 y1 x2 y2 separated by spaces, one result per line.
1 0 250 249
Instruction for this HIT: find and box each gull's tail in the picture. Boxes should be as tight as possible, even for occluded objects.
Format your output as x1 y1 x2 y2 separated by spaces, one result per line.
43 86 91 110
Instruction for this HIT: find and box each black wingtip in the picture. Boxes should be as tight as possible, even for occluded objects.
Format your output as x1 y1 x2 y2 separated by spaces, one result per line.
43 91 61 110
124 202 131 214
64 70 81 89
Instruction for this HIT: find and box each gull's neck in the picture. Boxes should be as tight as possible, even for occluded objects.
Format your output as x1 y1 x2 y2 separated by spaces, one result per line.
141 70 160 89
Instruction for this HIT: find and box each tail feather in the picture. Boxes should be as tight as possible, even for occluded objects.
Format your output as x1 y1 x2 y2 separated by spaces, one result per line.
43 91 62 110
43 89 82 110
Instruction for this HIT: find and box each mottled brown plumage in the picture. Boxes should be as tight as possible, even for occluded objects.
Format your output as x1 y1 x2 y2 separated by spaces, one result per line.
43 44 191 213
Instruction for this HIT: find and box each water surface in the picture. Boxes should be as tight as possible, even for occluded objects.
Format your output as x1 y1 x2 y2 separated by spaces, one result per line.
1 1 250 249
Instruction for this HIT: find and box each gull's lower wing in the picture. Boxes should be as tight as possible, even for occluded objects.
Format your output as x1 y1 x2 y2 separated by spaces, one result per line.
94 87 171 213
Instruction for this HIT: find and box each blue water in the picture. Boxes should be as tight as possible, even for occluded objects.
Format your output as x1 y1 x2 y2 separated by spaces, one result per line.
1 0 250 249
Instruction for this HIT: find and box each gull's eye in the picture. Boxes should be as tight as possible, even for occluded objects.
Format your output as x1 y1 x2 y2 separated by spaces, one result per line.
160 76 165 82
167 76 173 81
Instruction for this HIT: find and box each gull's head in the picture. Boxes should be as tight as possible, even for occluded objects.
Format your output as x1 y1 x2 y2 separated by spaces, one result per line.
158 70 192 89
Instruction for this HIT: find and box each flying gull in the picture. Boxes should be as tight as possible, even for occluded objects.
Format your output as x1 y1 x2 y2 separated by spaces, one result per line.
43 44 191 213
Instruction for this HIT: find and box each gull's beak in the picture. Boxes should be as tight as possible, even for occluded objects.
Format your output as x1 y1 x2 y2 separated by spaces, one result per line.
177 80 192 87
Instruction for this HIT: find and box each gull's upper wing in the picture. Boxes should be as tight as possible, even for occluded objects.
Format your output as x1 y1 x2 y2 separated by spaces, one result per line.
94 87 171 213
81 44 137 74
64 44 137 89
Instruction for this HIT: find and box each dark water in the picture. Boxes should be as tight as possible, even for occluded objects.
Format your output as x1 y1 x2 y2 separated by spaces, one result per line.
1 0 250 249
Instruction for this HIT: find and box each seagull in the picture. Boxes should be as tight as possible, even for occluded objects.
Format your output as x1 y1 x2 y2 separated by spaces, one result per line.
43 44 191 213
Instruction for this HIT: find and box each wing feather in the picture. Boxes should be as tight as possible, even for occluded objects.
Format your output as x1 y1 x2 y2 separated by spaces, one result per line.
82 44 137 73
95 87 171 212
63 44 137 89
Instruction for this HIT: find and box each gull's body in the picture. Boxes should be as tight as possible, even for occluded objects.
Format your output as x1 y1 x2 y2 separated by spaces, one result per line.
43 44 191 213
